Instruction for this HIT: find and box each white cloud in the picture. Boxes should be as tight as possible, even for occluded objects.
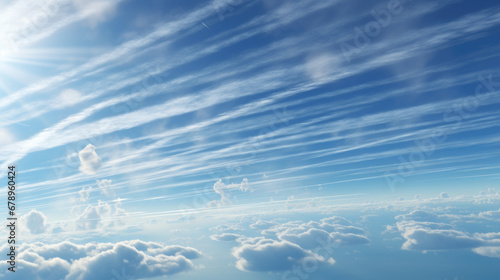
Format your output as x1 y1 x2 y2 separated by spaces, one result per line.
76 204 100 230
395 210 500 254
232 239 324 272
250 220 278 230
396 210 440 222
207 178 251 207
57 89 83 108
210 233 244 242
72 0 121 27
271 217 370 250
473 246 500 258
399 223 484 251
278 228 369 249
305 52 340 82
210 224 244 232
97 179 115 197
75 201 125 230
0 240 202 280
223 215 368 272
320 216 352 226
21 209 47 234
0 128 15 145
78 186 92 202
78 144 102 175
478 208 500 220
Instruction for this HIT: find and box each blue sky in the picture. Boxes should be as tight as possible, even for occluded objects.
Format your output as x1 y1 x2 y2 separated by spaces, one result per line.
0 0 500 279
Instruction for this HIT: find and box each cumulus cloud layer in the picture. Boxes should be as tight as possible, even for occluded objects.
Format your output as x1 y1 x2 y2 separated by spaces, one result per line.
217 216 369 272
395 209 500 255
232 239 324 272
78 144 102 175
0 240 202 280
210 233 244 242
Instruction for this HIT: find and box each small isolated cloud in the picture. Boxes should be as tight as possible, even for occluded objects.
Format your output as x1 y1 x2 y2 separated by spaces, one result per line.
320 216 352 226
278 228 369 250
478 209 500 220
305 52 340 82
0 240 202 280
207 178 251 207
72 0 120 27
21 209 47 234
250 220 278 230
396 210 440 222
232 239 324 272
210 224 244 232
78 186 92 202
267 216 369 250
97 179 115 197
210 233 244 242
76 205 101 230
57 89 83 108
0 127 15 145
398 223 484 251
473 246 500 258
79 144 102 175
76 201 125 230
438 192 449 199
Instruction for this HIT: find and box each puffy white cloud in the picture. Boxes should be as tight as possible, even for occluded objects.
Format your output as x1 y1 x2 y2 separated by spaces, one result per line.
0 127 15 145
395 210 500 254
21 209 47 234
478 208 500 220
57 89 83 108
250 220 278 230
396 210 440 222
76 204 101 230
399 225 484 251
210 233 244 242
320 216 352 226
209 224 244 232
259 217 368 245
78 144 102 175
72 0 120 27
221 216 369 273
97 179 115 197
67 244 190 280
207 178 251 207
0 240 202 280
78 186 92 202
305 52 340 82
473 246 500 258
278 228 369 249
232 239 324 272
76 201 125 230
